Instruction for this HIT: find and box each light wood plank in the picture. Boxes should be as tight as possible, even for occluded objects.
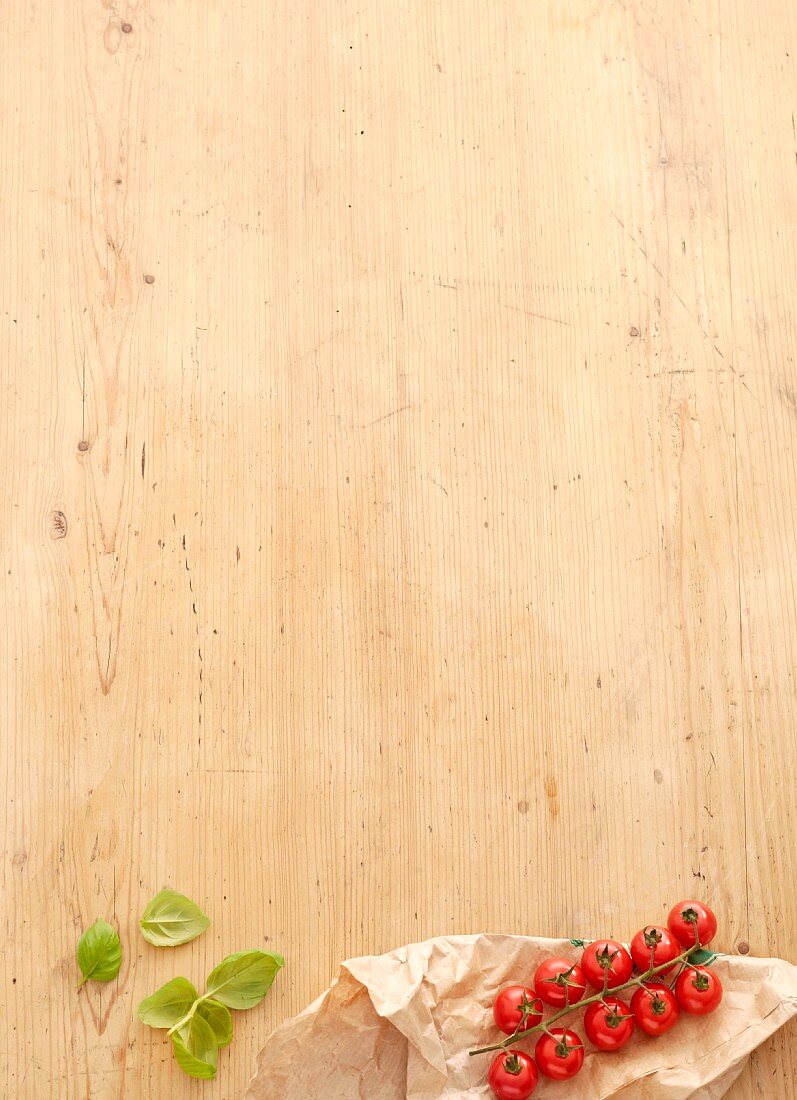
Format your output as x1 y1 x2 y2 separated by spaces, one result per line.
1 1 794 1096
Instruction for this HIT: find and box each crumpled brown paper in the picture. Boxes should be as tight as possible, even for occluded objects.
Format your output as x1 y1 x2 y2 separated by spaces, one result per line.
246 934 797 1099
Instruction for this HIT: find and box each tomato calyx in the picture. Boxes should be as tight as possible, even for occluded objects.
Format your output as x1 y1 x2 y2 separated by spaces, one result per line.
690 969 711 992
552 1034 579 1059
596 945 619 971
599 999 626 1029
643 927 663 949
517 992 540 1025
650 991 668 1016
544 965 582 992
503 1053 524 1076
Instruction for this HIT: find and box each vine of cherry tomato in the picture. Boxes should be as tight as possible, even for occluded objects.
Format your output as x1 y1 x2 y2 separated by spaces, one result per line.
482 900 723 1098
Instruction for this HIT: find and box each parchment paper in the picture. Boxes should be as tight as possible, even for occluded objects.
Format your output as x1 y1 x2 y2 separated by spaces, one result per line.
246 934 797 1099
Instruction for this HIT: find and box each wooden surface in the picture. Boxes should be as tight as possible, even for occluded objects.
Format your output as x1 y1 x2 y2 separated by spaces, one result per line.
2 0 796 1095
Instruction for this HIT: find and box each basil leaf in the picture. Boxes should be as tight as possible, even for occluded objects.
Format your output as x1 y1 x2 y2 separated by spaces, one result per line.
171 1013 218 1080
689 947 720 967
204 949 284 1009
77 918 122 986
196 998 233 1047
138 977 199 1028
139 889 210 947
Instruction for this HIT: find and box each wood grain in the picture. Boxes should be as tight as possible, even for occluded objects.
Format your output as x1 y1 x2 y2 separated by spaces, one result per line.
2 0 795 1095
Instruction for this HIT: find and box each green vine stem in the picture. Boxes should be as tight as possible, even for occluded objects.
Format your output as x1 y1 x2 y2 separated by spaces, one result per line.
469 942 702 1058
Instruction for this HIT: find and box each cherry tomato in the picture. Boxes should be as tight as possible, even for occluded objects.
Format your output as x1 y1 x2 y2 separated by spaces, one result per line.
534 1029 585 1080
487 1050 539 1099
533 958 587 1007
492 986 543 1035
580 940 634 990
667 900 718 949
584 996 635 1051
674 966 723 1015
630 925 681 975
631 981 680 1036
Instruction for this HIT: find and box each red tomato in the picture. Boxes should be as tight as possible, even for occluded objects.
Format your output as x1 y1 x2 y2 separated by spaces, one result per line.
674 966 723 1015
492 986 543 1035
584 996 635 1051
631 981 680 1036
667 900 718 949
533 958 587 1007
580 940 634 990
534 1029 585 1081
630 925 681 975
487 1050 539 1099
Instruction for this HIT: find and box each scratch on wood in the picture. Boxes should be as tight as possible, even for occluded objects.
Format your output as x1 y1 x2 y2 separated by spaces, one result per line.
586 177 727 360
428 477 449 496
501 302 571 327
365 404 412 427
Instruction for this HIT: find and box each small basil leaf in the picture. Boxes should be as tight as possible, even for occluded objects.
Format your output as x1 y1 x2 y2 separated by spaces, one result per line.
138 977 199 1028
196 998 233 1047
171 1012 218 1080
689 947 720 967
139 889 210 947
77 918 122 986
204 949 284 1010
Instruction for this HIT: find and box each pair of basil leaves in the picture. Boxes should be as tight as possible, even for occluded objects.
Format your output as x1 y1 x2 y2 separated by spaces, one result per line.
76 889 210 985
76 890 284 1080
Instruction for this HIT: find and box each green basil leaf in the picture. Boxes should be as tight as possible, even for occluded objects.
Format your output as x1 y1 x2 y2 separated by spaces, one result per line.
171 1012 218 1079
139 889 210 947
689 947 720 967
77 918 122 986
196 998 233 1046
204 949 284 1010
138 977 199 1028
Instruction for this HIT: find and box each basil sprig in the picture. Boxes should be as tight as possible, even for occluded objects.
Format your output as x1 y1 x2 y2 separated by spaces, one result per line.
139 950 284 1079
